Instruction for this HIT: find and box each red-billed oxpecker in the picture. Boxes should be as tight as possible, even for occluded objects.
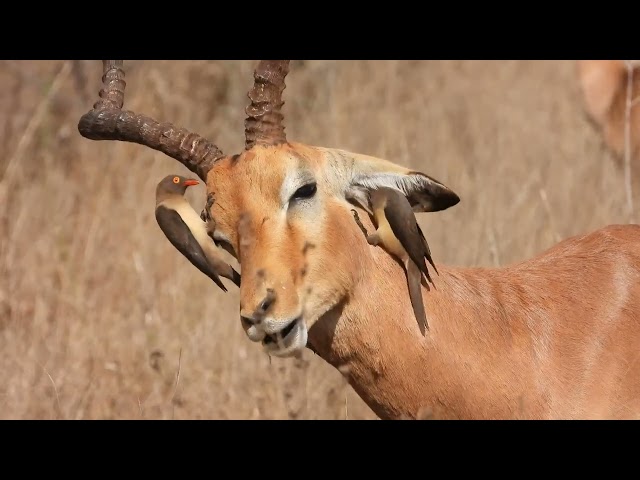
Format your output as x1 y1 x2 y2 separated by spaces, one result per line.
366 186 439 335
155 174 241 292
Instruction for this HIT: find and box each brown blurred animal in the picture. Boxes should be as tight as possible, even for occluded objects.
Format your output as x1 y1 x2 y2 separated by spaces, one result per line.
578 60 640 161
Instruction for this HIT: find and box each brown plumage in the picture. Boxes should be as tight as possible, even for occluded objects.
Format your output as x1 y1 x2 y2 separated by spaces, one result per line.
155 174 240 292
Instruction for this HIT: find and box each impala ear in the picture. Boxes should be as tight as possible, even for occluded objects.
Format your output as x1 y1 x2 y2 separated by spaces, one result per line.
339 149 460 213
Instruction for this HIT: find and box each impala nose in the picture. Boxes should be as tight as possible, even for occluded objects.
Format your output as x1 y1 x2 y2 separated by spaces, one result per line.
240 288 276 325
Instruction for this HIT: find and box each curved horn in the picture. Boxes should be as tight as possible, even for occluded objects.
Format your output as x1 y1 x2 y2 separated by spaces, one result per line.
78 61 225 181
244 60 290 149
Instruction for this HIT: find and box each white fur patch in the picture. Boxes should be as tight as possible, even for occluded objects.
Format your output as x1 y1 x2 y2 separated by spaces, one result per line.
322 146 456 213
353 172 439 196
347 172 444 212
280 163 315 208
345 188 373 214
264 319 308 358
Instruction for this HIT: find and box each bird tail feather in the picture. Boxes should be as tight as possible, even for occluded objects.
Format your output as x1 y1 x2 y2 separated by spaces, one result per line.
230 267 241 288
407 261 428 335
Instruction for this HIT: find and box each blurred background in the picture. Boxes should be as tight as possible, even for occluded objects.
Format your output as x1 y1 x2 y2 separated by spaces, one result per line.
0 60 638 419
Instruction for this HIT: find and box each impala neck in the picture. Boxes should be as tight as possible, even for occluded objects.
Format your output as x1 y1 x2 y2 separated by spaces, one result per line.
307 244 541 420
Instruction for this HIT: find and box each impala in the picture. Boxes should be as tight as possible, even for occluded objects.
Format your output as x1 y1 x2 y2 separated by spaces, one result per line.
78 60 640 420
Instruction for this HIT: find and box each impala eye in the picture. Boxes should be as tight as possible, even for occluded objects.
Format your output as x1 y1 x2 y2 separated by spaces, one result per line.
292 182 317 201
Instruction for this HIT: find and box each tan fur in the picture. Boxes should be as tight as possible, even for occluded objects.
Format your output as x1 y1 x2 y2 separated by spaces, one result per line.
317 222 640 420
204 141 640 420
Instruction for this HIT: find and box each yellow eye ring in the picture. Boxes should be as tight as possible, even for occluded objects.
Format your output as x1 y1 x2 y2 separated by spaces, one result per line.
172 176 180 184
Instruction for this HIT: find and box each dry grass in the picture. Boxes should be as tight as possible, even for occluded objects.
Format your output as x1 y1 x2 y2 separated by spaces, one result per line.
0 60 635 419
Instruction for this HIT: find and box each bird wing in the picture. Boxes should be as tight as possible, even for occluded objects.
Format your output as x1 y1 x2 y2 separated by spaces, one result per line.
155 205 228 292
383 188 430 276
416 222 438 276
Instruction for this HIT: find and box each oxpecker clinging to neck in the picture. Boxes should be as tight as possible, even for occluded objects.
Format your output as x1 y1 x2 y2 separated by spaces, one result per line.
366 186 438 335
155 174 241 292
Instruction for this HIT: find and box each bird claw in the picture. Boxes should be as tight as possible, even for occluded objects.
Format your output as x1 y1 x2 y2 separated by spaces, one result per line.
200 192 216 223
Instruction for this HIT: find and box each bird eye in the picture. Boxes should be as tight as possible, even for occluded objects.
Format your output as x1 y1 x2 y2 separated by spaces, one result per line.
173 176 180 184
292 182 317 201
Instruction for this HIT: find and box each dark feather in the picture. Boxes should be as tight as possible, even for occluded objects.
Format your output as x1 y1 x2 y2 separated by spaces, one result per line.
229 267 241 288
383 188 431 280
155 205 228 292
407 261 428 334
416 223 439 276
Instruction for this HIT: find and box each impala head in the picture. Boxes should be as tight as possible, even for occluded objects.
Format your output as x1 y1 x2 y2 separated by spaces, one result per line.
78 60 460 358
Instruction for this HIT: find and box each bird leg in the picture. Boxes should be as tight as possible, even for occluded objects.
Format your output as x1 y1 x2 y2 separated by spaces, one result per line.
351 209 369 238
366 232 381 246
201 192 217 240
200 192 216 223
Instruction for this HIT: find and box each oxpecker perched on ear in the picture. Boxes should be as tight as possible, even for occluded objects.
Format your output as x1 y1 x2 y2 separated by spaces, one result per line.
366 186 438 335
155 174 241 292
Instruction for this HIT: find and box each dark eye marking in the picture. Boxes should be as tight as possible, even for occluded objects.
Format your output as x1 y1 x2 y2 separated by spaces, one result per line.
291 182 317 201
